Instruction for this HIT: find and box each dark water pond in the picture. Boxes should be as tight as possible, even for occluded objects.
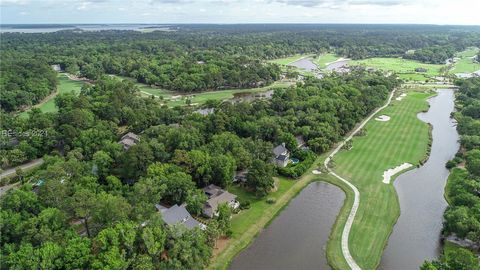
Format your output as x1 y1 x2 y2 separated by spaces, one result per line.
380 89 459 270
229 181 345 270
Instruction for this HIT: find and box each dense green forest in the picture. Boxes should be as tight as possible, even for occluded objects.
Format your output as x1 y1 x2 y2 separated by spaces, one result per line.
1 24 479 112
421 77 480 270
0 69 399 269
0 59 57 112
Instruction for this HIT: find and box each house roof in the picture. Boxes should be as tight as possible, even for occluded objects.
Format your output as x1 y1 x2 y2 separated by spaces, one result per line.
158 204 202 230
277 154 289 162
295 135 306 147
121 132 140 142
273 143 288 156
195 108 215 116
119 132 140 149
203 184 237 217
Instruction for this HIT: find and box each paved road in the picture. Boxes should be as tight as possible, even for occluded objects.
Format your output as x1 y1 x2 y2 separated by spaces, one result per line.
324 89 396 270
0 158 44 179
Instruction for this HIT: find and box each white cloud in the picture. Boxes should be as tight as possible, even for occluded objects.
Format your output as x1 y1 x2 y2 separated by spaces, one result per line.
0 0 479 24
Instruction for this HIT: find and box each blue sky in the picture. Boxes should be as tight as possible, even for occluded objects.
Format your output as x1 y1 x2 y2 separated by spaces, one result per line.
1 0 479 25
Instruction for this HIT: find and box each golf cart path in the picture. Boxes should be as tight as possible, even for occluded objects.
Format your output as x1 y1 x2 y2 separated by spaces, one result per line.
324 89 396 270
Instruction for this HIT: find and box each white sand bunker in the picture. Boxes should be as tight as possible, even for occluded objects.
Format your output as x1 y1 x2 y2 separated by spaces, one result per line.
396 93 407 101
382 163 413 184
375 115 391 122
312 170 322 175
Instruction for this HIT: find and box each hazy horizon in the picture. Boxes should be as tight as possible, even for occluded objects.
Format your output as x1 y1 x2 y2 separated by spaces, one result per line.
1 0 479 25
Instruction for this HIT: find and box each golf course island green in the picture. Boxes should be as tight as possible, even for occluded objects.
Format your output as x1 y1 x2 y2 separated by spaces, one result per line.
324 88 434 270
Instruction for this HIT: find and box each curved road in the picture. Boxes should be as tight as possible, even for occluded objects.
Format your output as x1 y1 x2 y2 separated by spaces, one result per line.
324 89 396 270
0 158 44 179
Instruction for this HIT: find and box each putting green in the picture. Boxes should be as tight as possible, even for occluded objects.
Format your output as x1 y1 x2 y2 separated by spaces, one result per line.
327 89 433 269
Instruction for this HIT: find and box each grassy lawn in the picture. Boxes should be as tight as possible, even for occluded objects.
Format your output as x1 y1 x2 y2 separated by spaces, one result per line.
350 57 444 79
114 75 293 107
19 74 84 118
397 73 429 82
314 53 341 68
328 89 434 269
451 47 480 74
268 54 312 65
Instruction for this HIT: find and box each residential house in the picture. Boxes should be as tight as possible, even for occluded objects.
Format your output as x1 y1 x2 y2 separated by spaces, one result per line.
195 108 215 116
233 169 248 183
295 135 306 149
202 184 239 218
51 64 62 72
119 132 140 150
272 143 290 167
156 204 205 230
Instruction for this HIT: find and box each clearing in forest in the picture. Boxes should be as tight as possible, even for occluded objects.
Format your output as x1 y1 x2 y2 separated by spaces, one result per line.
450 47 480 74
350 57 444 81
19 73 84 117
327 89 433 269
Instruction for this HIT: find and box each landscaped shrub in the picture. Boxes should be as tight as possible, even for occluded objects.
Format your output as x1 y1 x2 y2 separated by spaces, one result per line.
239 200 251 210
277 149 316 178
266 198 276 204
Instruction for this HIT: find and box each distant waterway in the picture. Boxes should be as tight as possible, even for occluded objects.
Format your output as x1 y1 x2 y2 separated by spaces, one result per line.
380 89 459 269
229 181 345 270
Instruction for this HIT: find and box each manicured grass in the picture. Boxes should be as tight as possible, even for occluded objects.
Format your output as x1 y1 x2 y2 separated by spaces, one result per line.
444 167 468 204
328 89 434 269
451 58 480 73
350 57 444 79
397 73 429 82
456 47 478 58
314 53 341 68
19 74 84 118
451 47 480 74
114 75 293 107
269 54 312 65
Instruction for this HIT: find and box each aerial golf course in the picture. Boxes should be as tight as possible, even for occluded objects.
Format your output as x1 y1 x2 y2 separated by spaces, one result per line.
322 88 434 269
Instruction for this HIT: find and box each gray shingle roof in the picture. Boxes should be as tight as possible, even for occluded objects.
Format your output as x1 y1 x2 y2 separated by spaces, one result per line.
203 184 237 218
273 143 288 156
158 204 202 230
277 154 289 162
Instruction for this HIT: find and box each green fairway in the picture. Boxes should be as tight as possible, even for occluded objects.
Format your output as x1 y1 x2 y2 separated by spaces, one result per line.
268 54 313 65
350 57 444 81
327 89 433 269
314 53 341 68
114 75 293 107
451 47 480 73
19 74 84 117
